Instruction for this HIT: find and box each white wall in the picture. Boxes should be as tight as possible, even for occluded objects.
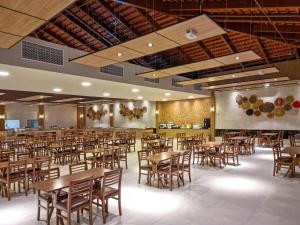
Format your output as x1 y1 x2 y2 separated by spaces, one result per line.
86 104 110 128
5 103 38 128
114 101 156 129
215 85 300 130
44 104 77 129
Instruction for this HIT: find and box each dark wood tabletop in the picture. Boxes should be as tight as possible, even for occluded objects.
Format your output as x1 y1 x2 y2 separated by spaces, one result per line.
32 167 111 192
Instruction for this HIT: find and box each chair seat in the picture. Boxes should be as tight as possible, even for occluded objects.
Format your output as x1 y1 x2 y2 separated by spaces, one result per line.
56 196 89 211
140 164 151 170
158 166 179 174
276 157 293 163
39 190 68 202
93 186 118 199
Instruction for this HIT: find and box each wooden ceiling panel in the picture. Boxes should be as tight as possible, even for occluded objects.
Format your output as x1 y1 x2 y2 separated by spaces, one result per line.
203 77 289 90
121 33 179 54
178 67 279 85
0 32 22 48
215 50 261 65
138 70 168 79
71 54 117 68
93 45 144 61
157 14 226 45
160 66 193 75
0 7 44 36
1 0 75 20
186 59 223 70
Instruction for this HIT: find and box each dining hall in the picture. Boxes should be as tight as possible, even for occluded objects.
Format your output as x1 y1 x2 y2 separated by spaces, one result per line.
0 1 300 225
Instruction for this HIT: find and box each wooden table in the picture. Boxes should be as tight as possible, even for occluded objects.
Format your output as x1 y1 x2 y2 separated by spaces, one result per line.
146 151 182 186
224 132 241 136
197 142 223 148
0 157 49 169
283 146 300 157
261 133 278 146
196 142 223 166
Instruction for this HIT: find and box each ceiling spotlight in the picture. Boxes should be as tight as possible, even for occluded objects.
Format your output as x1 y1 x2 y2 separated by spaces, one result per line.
274 78 278 81
152 73 156 77
0 71 10 77
131 88 139 93
235 56 240 60
185 29 197 40
258 70 264 75
208 77 215 81
103 92 110 97
53 88 62 92
117 52 122 57
188 95 194 99
147 42 153 47
264 83 270 87
137 96 143 100
162 98 167 101
164 93 171 96
232 74 236 78
81 82 91 87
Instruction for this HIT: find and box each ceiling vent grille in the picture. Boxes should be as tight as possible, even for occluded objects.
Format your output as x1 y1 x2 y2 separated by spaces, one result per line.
172 78 183 87
22 41 63 66
100 65 124 77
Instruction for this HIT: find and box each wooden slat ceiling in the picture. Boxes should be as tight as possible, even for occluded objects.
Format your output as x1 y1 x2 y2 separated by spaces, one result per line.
203 77 290 90
178 67 279 85
0 0 75 48
137 50 261 78
70 14 225 67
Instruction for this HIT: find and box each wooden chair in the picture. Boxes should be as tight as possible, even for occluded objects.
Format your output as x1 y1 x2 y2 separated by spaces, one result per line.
289 135 296 147
179 150 192 185
192 145 207 165
128 132 136 152
166 138 174 151
93 169 123 224
208 146 225 168
223 144 239 166
69 162 88 174
118 145 128 169
56 176 94 225
272 144 294 176
157 153 181 191
176 133 186 150
1 160 28 200
137 150 151 184
37 167 67 225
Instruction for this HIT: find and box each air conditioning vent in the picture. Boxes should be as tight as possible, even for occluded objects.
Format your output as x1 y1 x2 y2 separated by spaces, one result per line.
22 41 63 66
172 78 183 87
144 78 159 83
100 65 124 77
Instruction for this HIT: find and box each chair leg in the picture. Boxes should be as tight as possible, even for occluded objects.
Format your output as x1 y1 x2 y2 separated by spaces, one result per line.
138 170 141 184
89 205 93 225
118 194 122 216
102 198 106 224
67 212 71 225
37 199 41 221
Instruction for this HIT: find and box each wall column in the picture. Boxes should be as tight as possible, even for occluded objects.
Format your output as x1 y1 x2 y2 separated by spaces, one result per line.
210 92 216 141
109 104 114 127
0 105 5 131
38 105 45 129
77 106 86 129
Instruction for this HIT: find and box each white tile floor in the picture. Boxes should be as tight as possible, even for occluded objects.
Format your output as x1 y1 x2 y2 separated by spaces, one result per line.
1 140 300 225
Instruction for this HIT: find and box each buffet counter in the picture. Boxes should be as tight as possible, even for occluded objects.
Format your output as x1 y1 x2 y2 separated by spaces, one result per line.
157 128 212 140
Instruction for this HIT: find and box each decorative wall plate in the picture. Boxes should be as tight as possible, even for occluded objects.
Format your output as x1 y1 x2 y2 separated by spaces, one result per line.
254 111 261 116
246 108 254 116
292 101 300 108
242 96 248 103
274 98 284 107
259 102 275 113
284 104 292 111
241 102 250 110
267 112 274 119
285 96 294 104
236 95 243 105
274 107 285 117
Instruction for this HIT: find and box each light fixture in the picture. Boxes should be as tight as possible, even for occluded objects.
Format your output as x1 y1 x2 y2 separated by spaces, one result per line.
164 93 171 96
246 88 249 91
81 82 91 87
152 73 156 77
53 88 62 92
235 56 240 60
155 110 159 114
0 114 5 119
208 77 215 81
258 70 264 75
117 52 122 57
147 42 153 47
131 88 139 93
162 98 167 101
79 114 84 119
103 92 110 97
210 106 215 112
188 95 194 99
274 78 278 81
232 74 236 78
39 114 44 119
109 113 113 117
0 71 9 77
264 83 270 87
137 96 143 100
185 29 197 40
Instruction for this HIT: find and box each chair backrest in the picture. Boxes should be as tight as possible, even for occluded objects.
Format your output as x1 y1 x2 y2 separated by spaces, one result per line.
36 157 51 171
102 168 122 193
69 162 88 174
272 143 282 161
137 150 149 167
289 135 296 147
42 167 60 180
182 150 192 166
17 152 31 161
68 176 93 208
169 153 181 172
7 160 27 180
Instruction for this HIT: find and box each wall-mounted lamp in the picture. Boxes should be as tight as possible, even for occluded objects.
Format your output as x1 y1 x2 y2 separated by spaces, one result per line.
210 106 215 112
79 114 84 119
0 114 5 119
39 114 44 119
155 110 159 115
109 113 113 117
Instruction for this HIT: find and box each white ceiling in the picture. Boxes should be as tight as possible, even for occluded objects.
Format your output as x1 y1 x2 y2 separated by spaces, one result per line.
0 64 208 101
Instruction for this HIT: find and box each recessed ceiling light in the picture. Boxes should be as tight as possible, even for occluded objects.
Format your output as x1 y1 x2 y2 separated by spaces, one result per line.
235 56 240 60
53 88 62 92
246 88 249 91
103 92 110 97
0 71 10 77
164 93 171 96
208 77 215 81
131 88 139 93
188 95 194 99
152 73 156 77
117 52 122 57
264 83 270 87
137 96 143 100
258 70 264 75
147 42 153 47
274 78 278 81
232 74 236 78
81 82 91 87
162 98 167 101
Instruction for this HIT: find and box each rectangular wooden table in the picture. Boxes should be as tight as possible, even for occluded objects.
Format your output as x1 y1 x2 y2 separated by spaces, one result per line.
0 157 49 169
261 133 278 146
197 142 223 148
